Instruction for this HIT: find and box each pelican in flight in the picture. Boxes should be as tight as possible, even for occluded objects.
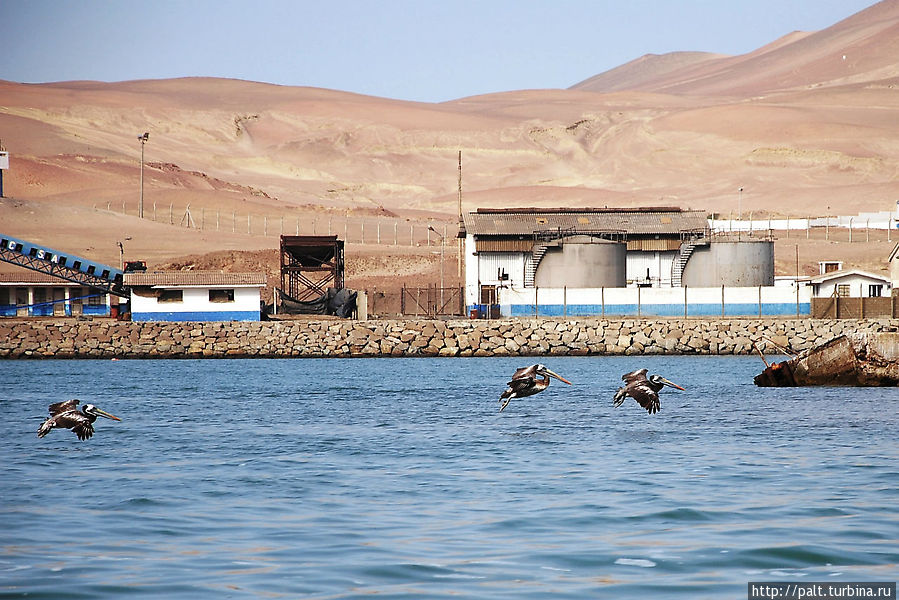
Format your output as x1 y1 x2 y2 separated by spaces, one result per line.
500 364 572 411
37 399 121 440
613 368 684 414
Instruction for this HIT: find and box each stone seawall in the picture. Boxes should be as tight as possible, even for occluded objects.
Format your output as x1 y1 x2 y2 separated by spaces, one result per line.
2 317 898 359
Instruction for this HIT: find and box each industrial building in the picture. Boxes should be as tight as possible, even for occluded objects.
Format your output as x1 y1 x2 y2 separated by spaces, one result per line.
461 207 788 317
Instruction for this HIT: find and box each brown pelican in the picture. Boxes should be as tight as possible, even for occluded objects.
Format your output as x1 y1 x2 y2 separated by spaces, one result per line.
613 368 684 414
500 364 572 411
37 399 121 440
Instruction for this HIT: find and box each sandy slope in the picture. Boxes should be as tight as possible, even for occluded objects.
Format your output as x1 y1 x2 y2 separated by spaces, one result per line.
1 1 897 287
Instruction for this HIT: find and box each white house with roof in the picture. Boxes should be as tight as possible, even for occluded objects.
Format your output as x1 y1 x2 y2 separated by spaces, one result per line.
805 269 891 298
124 271 266 322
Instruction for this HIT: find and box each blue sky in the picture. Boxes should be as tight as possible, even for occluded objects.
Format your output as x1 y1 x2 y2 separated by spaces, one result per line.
0 0 879 103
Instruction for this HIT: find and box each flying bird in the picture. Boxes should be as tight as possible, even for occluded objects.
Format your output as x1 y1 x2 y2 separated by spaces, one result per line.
613 368 684 414
37 399 121 440
500 364 572 411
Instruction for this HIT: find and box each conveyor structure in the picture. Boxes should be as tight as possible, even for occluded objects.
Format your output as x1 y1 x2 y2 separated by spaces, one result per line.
0 234 128 297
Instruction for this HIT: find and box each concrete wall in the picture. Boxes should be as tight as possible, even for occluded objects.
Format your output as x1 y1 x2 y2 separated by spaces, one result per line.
1 317 895 359
497 285 810 318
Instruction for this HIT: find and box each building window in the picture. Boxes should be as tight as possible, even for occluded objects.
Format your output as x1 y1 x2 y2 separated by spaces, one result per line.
87 293 105 306
869 285 883 297
0 288 9 305
209 289 235 303
157 290 183 303
836 284 850 297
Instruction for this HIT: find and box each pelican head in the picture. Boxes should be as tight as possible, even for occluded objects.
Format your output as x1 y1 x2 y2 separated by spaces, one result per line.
535 364 572 385
83 404 122 421
648 375 685 391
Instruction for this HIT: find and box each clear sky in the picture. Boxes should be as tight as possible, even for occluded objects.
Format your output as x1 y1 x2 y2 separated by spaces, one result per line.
0 0 879 103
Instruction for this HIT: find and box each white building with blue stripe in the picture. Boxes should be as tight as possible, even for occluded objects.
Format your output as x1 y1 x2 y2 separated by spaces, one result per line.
125 271 266 322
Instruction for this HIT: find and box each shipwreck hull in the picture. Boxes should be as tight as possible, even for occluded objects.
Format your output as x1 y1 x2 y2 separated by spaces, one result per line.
754 332 899 387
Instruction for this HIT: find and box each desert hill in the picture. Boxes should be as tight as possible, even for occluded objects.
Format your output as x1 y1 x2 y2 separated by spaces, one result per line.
1 0 897 288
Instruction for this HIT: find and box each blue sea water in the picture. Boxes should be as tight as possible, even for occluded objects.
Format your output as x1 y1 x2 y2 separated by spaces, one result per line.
0 356 896 599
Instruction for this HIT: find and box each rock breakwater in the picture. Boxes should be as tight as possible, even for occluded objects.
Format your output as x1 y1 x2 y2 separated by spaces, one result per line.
2 317 897 359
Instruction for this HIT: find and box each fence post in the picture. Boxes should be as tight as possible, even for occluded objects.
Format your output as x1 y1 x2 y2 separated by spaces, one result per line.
721 285 725 317
758 285 762 317
534 286 538 318
563 286 567 317
684 286 687 318
637 285 641 317
601 287 605 318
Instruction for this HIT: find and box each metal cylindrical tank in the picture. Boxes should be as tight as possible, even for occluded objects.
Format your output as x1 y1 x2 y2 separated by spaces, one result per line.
534 236 626 288
682 240 774 287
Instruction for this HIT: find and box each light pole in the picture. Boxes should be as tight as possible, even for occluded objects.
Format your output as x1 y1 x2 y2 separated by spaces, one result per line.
738 186 743 221
117 237 132 270
138 132 149 218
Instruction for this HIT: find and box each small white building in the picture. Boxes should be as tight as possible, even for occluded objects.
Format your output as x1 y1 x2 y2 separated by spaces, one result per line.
125 271 266 322
805 269 891 299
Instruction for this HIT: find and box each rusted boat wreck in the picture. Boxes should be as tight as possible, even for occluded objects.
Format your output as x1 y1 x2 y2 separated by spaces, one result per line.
754 332 899 387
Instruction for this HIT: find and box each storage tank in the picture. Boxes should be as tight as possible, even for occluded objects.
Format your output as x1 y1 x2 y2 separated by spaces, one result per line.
681 240 774 287
534 236 626 287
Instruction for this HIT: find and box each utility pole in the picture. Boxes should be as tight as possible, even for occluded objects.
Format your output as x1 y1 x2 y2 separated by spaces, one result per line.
138 132 149 218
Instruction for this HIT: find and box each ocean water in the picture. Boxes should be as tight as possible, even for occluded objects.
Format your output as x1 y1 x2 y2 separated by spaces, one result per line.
0 356 896 599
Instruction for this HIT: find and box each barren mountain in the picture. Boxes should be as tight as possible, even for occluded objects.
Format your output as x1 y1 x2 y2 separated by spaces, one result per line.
1 0 897 285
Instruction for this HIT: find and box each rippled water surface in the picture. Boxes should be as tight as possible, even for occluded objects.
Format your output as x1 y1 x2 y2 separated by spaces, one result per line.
1 356 896 599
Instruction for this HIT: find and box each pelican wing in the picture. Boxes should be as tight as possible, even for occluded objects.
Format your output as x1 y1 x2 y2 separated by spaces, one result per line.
38 411 94 439
621 369 649 384
55 412 95 440
502 375 534 397
627 382 661 414
510 365 538 380
48 399 79 416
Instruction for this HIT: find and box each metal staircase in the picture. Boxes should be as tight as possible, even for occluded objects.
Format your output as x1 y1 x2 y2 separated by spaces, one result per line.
671 236 709 287
524 243 551 288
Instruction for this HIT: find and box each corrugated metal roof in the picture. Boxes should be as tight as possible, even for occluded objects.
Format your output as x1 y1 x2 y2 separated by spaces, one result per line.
124 272 267 287
462 209 709 236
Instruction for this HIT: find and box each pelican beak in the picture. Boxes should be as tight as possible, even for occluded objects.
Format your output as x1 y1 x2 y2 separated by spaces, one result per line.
660 378 685 391
544 369 572 385
94 407 122 421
